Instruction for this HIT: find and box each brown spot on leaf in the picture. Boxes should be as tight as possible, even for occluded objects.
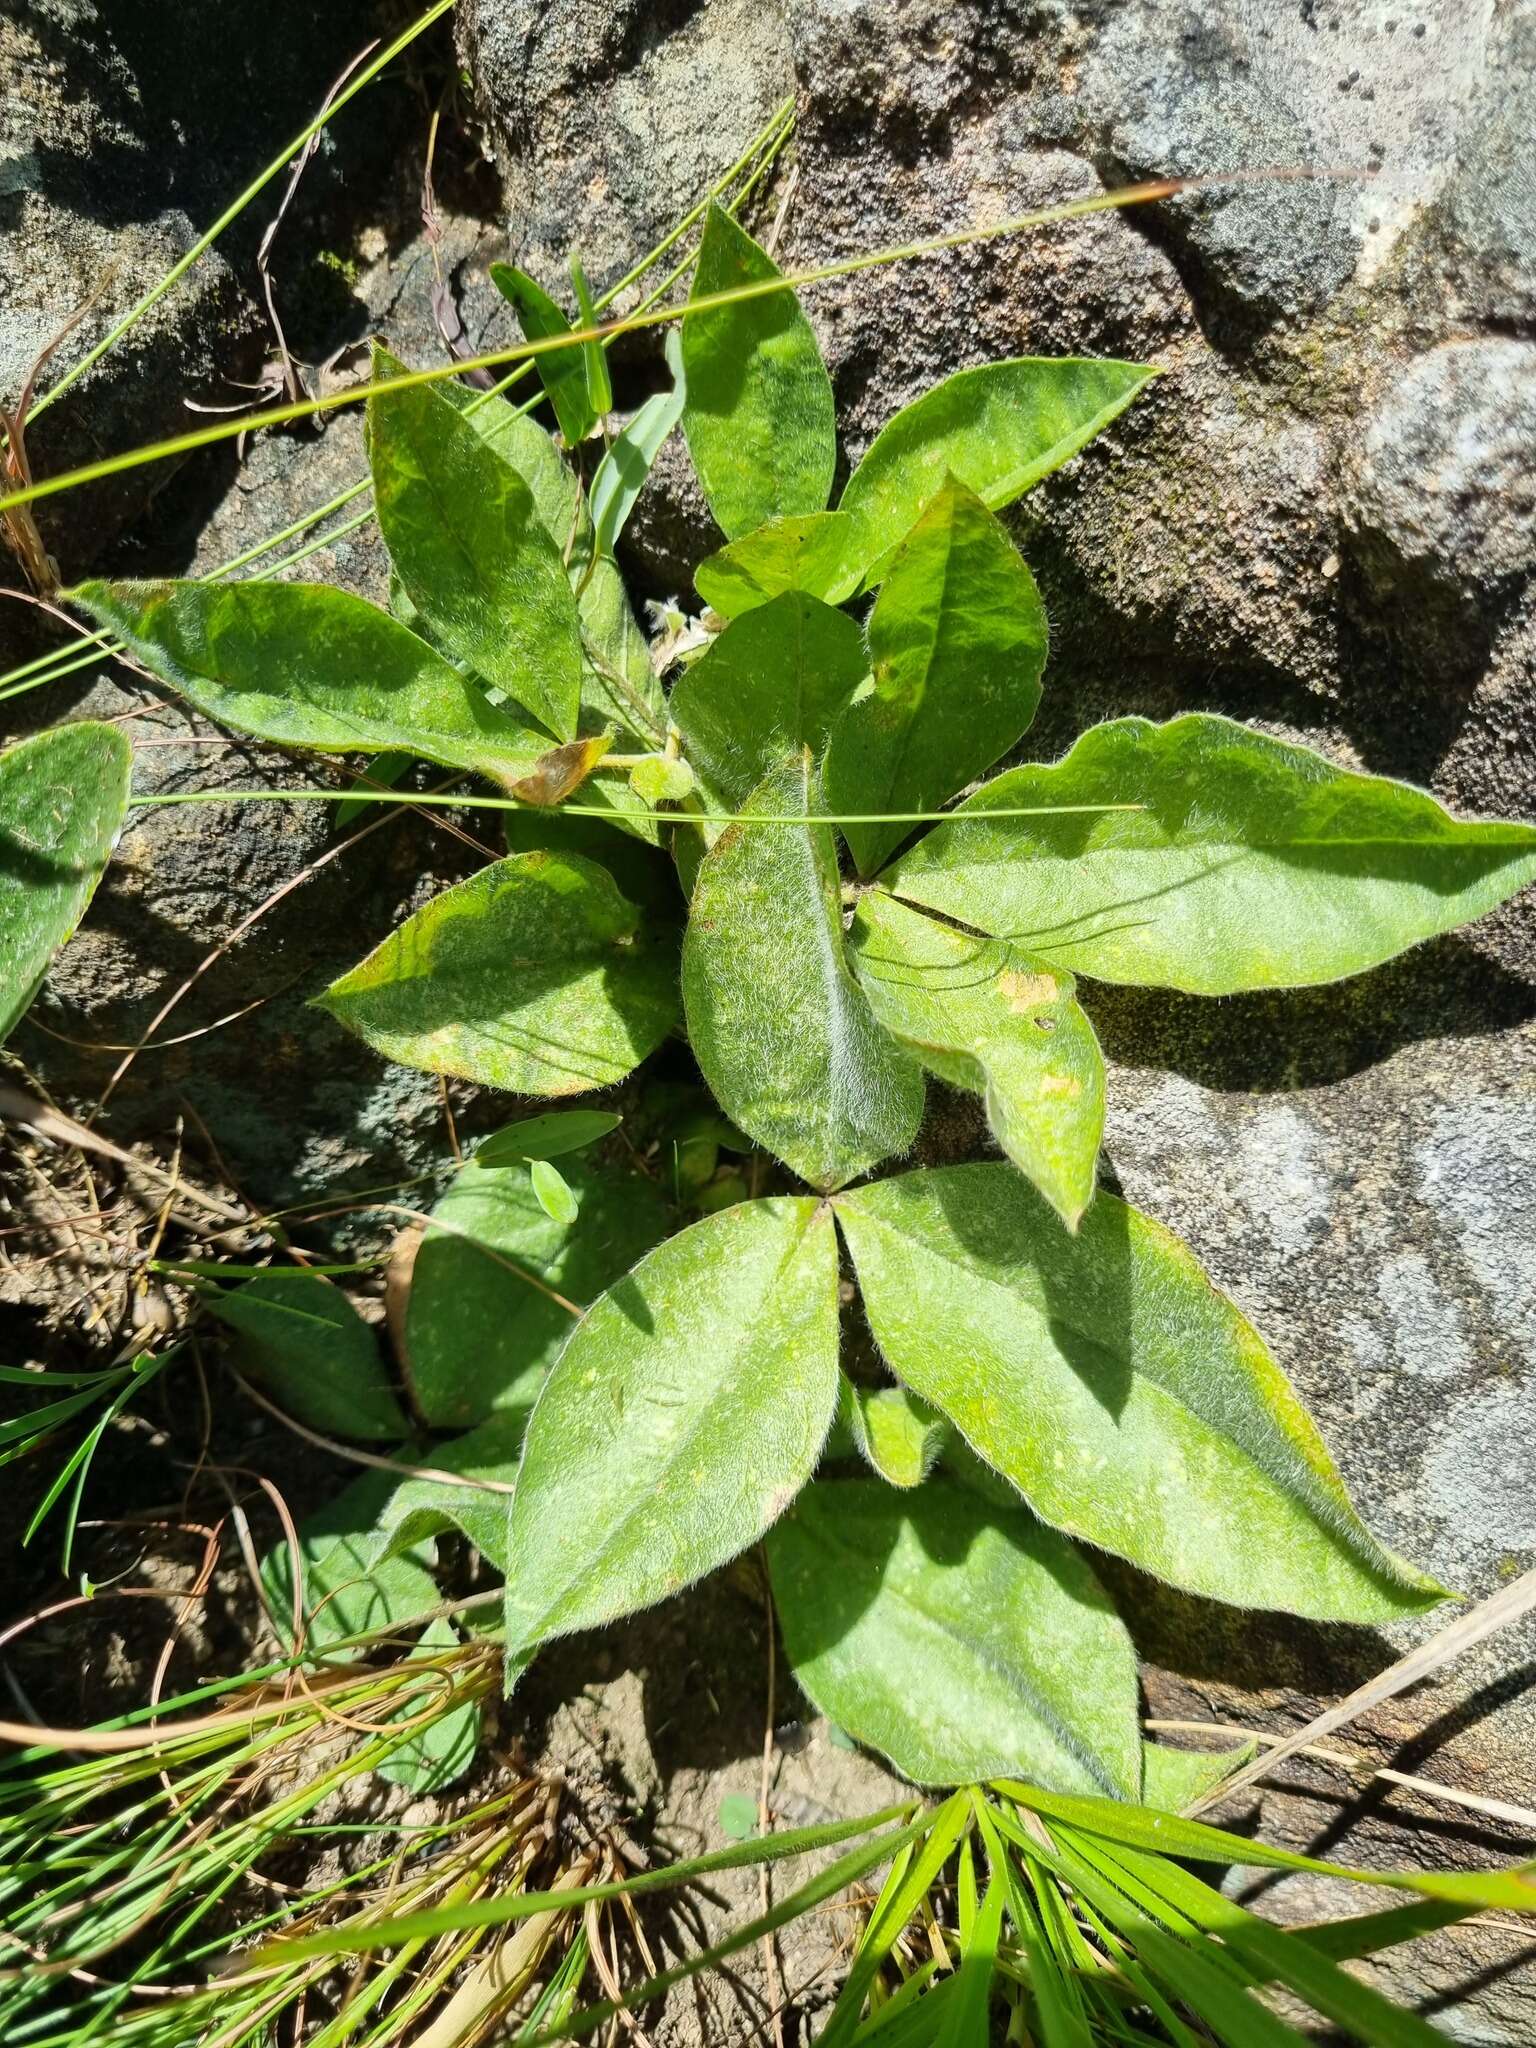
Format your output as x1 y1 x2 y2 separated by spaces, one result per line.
998 969 1058 1013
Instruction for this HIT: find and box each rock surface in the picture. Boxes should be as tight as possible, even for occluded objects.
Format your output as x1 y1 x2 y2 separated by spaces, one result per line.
461 1 1536 2033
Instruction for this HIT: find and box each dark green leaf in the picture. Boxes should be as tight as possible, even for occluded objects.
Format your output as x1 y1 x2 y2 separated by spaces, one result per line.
369 350 583 739
825 478 1047 875
0 721 132 1041
260 1467 438 1655
591 338 686 557
682 202 836 540
849 891 1104 1229
334 748 413 828
475 1110 622 1164
670 593 868 814
406 1152 668 1431
72 580 547 789
503 806 678 911
317 849 679 1096
888 714 1536 994
529 1156 578 1223
835 1165 1447 1620
502 1196 840 1666
205 1270 408 1440
694 511 857 619
835 356 1157 594
490 262 597 447
768 1476 1141 1794
682 756 924 1190
376 1615 482 1795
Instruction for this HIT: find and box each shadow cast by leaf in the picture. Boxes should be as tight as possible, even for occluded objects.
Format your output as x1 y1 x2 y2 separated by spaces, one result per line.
927 1162 1136 1422
1086 933 1536 1096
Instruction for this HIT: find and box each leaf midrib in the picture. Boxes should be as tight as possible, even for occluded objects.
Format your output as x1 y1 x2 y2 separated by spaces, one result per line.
512 1206 830 1648
795 1509 1130 1794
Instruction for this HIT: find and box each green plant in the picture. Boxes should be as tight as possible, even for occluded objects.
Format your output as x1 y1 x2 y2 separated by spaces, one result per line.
11 195 1536 1806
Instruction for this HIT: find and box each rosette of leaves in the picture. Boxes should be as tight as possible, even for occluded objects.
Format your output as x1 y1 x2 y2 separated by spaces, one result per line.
66 202 1536 1797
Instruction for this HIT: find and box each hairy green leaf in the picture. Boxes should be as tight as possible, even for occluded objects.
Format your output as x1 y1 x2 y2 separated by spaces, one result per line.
317 849 679 1096
670 593 868 814
682 202 836 540
356 1411 526 1570
838 1379 948 1488
490 262 597 447
502 1196 840 1665
72 579 547 789
1142 1738 1256 1813
433 377 664 754
683 757 924 1189
204 1270 408 1441
591 330 686 557
476 1110 622 1163
405 1154 667 1431
835 1166 1446 1620
825 479 1047 875
849 891 1104 1229
888 715 1536 994
694 511 857 619
836 356 1156 593
0 721 132 1041
768 1476 1141 1794
369 352 583 738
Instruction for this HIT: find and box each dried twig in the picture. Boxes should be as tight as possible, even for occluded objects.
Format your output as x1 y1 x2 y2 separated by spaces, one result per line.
1188 1567 1536 1816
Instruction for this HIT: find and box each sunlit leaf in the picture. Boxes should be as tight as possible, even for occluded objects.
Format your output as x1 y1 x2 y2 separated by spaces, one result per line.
490 262 597 447
591 330 686 557
837 1378 947 1489
694 511 857 619
530 1157 579 1223
682 202 836 540
888 714 1536 994
825 478 1047 875
72 579 547 789
849 891 1103 1229
568 250 613 417
204 1269 408 1441
369 349 583 739
1141 1738 1256 1813
670 593 868 815
317 849 679 1096
835 1165 1447 1620
835 356 1157 594
768 1476 1141 1794
682 756 924 1189
405 1154 667 1431
0 721 131 1041
502 1197 840 1668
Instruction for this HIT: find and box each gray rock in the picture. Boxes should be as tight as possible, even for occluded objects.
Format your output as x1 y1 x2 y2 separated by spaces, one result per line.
0 0 260 570
1345 339 1536 614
